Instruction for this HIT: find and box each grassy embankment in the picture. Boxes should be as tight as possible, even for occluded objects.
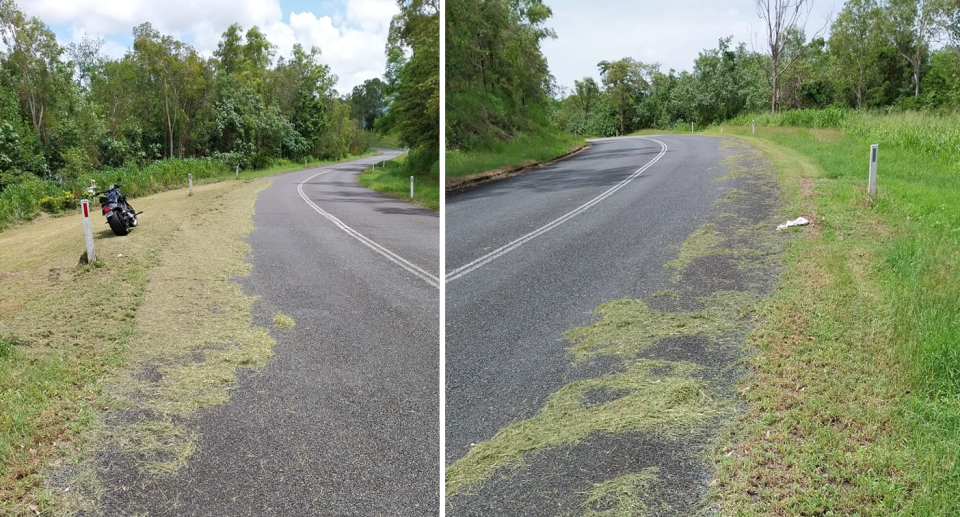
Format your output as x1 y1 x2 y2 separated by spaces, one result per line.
358 155 440 211
709 110 960 515
0 150 379 232
445 125 584 182
0 151 375 515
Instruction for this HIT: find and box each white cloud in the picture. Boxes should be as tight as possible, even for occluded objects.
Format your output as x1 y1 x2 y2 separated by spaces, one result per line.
19 0 397 92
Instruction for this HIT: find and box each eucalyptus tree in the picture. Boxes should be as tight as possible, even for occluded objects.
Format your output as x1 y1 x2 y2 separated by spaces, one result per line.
597 57 650 135
0 0 69 146
445 0 553 150
389 0 439 166
880 0 948 97
573 77 600 114
754 0 828 112
830 0 884 107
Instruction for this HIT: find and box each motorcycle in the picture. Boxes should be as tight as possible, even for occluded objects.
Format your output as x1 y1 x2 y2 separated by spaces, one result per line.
86 181 142 236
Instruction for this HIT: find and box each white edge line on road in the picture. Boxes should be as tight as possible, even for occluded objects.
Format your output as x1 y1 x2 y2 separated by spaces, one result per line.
298 169 440 289
445 137 668 283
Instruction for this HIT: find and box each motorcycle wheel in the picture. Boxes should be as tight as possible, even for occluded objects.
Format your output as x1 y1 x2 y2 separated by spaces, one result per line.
107 212 129 236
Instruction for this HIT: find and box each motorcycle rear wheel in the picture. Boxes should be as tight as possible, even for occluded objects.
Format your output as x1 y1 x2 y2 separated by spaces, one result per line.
108 213 129 236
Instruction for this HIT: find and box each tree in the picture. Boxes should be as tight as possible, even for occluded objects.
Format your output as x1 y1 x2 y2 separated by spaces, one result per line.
598 57 649 135
880 0 947 97
350 78 387 129
0 0 68 145
573 77 600 114
755 0 827 112
830 0 883 108
389 0 439 166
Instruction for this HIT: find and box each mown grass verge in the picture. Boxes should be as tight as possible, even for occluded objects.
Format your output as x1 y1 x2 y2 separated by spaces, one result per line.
708 121 960 514
0 178 279 515
0 150 379 233
444 126 584 182
358 154 440 211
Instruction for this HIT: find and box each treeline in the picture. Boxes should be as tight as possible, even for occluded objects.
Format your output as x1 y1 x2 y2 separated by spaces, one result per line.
445 0 557 151
551 0 960 136
0 0 438 194
384 0 440 173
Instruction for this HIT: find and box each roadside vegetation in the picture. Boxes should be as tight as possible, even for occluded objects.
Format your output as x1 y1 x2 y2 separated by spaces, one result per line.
549 0 960 136
0 0 438 231
709 113 960 514
445 125 582 180
445 0 580 182
0 150 378 231
358 154 440 211
0 0 438 514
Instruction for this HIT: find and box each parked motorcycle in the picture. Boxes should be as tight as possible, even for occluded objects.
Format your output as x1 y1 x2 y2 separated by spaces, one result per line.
86 181 141 236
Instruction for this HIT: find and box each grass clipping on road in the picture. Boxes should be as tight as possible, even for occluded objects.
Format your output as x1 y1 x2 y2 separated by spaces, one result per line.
565 291 754 364
0 177 275 514
582 467 661 517
444 360 723 498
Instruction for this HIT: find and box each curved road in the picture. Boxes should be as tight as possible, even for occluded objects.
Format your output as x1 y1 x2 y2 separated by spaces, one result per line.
445 135 776 514
102 149 440 515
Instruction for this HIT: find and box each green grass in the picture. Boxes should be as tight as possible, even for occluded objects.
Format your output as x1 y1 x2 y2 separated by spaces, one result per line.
0 179 275 514
706 116 960 514
358 155 439 211
0 150 379 233
444 126 584 181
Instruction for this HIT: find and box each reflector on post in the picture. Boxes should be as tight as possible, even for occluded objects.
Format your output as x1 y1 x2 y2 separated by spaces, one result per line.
81 199 96 263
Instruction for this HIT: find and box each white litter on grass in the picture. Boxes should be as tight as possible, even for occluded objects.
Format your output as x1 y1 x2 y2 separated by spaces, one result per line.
777 217 810 231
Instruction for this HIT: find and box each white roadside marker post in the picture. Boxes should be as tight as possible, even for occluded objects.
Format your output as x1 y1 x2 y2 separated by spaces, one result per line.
81 199 96 263
188 173 193 195
868 144 878 199
752 120 756 134
235 164 239 179
410 176 414 198
691 122 694 133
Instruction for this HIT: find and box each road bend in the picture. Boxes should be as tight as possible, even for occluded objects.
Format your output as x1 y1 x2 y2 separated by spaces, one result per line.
446 135 756 514
102 148 439 515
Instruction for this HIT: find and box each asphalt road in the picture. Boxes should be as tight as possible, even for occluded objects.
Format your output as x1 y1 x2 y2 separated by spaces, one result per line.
445 135 734 464
102 149 440 515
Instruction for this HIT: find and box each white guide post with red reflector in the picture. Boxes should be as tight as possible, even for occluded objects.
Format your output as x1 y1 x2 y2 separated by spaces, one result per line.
81 199 96 263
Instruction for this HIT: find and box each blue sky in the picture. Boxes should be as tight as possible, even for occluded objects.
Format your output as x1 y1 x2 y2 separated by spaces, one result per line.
22 0 399 93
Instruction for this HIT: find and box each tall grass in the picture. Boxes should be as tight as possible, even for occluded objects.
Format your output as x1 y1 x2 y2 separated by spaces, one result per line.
730 108 960 161
714 114 960 513
445 124 584 180
358 155 440 211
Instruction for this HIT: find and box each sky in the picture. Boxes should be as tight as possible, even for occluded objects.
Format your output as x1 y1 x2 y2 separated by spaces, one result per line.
20 0 399 93
541 0 838 94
